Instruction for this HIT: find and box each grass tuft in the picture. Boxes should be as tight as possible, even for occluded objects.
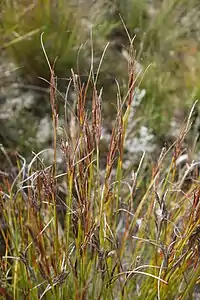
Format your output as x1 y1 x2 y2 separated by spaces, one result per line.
0 29 200 299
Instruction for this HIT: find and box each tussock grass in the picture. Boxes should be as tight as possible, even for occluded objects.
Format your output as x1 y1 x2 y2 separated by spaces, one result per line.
0 0 115 88
0 33 200 299
0 0 85 86
114 0 200 137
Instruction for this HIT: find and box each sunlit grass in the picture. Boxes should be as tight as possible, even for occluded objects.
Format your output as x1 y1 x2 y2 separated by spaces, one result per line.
0 31 200 299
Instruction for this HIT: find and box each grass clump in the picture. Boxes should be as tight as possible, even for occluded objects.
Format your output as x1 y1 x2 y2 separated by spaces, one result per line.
0 0 116 89
1 1 88 87
0 36 200 299
111 0 200 138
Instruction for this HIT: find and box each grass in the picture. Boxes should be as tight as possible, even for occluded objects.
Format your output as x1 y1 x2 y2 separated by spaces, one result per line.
113 0 200 138
0 33 200 299
0 0 85 87
0 0 115 88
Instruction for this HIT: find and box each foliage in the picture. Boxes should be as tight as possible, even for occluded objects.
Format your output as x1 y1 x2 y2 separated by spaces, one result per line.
0 1 109 88
1 1 81 87
0 41 200 299
111 0 200 137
